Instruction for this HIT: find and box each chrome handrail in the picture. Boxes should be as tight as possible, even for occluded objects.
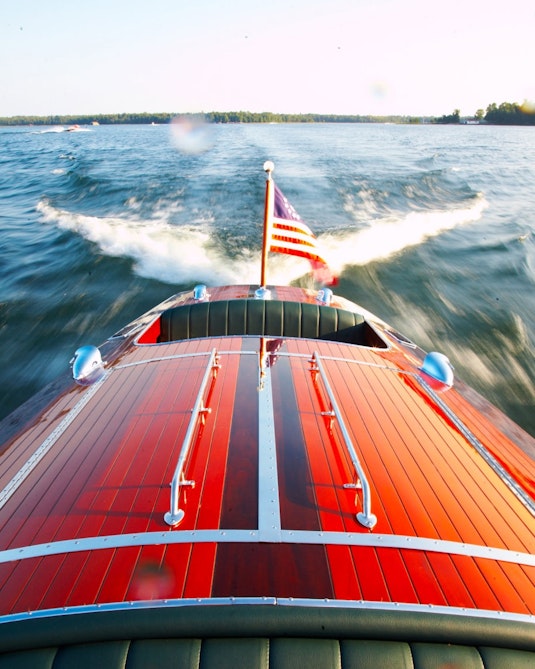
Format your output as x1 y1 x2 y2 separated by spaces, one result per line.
164 348 220 526
310 351 377 529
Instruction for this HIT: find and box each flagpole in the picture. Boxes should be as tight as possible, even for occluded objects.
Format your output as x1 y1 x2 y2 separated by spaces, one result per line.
260 161 275 287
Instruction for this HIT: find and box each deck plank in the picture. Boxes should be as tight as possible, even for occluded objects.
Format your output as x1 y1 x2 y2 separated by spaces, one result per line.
272 354 323 531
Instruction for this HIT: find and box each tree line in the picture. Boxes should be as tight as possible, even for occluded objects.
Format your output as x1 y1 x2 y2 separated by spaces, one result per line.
482 102 535 125
434 101 534 125
0 112 173 126
0 111 420 126
0 102 533 126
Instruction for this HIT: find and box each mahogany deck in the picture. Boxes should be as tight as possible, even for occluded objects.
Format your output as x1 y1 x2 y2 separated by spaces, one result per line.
0 298 534 620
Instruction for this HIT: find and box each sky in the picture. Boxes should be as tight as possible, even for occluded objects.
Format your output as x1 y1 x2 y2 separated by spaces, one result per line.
1 0 534 118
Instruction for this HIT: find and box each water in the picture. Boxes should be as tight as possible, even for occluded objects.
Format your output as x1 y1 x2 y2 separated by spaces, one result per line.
1 123 534 436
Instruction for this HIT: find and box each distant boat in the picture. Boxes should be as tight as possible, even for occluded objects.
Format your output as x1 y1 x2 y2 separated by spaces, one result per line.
65 124 91 133
0 162 534 666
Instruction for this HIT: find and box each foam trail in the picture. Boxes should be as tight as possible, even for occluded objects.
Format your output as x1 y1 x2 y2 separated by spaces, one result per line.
262 198 488 284
37 196 486 286
37 200 260 285
325 197 487 272
32 127 66 134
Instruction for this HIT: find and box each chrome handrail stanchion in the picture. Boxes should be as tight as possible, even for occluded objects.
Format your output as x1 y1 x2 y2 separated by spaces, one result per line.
164 348 220 526
310 351 377 529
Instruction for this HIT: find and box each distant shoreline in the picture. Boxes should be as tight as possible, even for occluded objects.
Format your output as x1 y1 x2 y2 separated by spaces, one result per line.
0 112 431 126
1 106 533 126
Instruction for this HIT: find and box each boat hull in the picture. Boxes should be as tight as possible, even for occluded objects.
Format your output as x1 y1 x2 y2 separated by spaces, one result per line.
1 284 534 665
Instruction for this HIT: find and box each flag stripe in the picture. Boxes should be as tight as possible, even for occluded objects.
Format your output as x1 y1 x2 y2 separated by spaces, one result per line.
270 241 319 256
271 229 315 243
272 217 315 237
269 244 327 264
270 231 317 247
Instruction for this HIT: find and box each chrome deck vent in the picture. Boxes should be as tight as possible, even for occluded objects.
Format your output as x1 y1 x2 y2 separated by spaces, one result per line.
255 286 272 300
316 288 333 305
421 351 454 387
193 284 209 301
70 345 105 386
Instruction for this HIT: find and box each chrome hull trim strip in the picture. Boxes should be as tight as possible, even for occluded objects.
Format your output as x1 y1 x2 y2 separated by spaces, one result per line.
417 376 535 517
2 529 533 567
0 372 109 511
0 597 533 626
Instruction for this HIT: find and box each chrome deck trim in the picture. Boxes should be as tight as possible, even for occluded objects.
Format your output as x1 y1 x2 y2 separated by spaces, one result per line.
115 349 250 370
0 373 109 512
116 346 399 372
0 597 533 626
2 529 533 567
278 350 403 372
117 347 402 373
258 363 282 538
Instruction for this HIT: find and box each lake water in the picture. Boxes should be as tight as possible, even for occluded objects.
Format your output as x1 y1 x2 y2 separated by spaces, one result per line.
1 122 534 435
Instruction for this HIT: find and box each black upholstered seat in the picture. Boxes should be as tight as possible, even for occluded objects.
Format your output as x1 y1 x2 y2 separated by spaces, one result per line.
1 605 533 668
158 299 367 344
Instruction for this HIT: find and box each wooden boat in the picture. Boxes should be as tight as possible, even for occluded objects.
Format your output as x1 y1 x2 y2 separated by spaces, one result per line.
1 163 534 668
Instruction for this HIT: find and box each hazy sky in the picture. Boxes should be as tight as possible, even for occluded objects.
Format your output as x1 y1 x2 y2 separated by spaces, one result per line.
2 0 534 117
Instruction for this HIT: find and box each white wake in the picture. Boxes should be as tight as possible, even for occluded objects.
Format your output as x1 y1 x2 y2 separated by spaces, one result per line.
37 196 487 286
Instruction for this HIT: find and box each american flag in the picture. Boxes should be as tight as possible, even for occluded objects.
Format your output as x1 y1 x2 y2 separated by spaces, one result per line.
269 184 337 285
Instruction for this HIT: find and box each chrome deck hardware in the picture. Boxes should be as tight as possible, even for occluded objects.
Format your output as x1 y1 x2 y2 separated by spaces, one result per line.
316 288 333 305
254 286 272 300
420 351 454 387
309 351 377 530
70 345 106 385
164 348 221 526
193 284 209 301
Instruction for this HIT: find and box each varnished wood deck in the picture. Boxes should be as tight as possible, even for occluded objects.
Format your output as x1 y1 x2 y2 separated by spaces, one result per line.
0 314 534 619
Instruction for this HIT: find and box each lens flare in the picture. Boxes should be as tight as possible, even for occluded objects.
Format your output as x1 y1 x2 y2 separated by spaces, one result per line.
131 560 174 600
170 115 213 154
